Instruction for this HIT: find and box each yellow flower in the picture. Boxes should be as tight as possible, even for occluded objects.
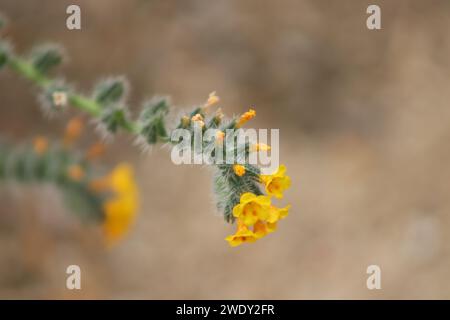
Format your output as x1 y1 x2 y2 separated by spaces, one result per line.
236 108 256 128
260 165 291 199
253 220 277 239
233 164 246 177
101 163 139 246
253 205 290 238
232 192 271 226
267 204 290 223
228 204 289 245
225 220 258 247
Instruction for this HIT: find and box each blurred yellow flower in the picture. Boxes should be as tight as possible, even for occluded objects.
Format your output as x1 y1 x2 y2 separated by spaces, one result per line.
232 192 271 226
225 220 258 247
260 165 291 199
102 163 139 246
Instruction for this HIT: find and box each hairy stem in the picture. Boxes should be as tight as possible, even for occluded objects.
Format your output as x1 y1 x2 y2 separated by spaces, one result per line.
8 57 51 87
7 56 141 134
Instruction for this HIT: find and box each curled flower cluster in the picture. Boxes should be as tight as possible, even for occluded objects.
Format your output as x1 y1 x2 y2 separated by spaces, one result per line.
225 165 291 247
0 16 292 247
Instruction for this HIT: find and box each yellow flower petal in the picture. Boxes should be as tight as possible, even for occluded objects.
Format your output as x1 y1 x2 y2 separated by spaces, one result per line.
259 165 291 199
267 205 290 223
232 193 272 227
235 108 256 128
240 192 257 204
225 235 243 247
276 164 287 176
232 203 244 218
266 222 277 233
278 204 291 220
255 195 271 207
225 222 258 247
267 206 280 223
101 163 139 246
242 210 259 226
253 220 277 239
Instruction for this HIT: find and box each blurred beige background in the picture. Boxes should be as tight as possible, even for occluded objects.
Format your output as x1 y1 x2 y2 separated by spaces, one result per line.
0 0 450 299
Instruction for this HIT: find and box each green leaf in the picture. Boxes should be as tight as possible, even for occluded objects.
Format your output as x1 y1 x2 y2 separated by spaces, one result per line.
94 77 128 106
138 97 170 144
30 44 64 74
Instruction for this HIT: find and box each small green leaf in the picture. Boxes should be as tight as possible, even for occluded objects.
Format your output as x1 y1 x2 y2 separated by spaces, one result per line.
30 44 64 74
138 97 170 144
94 77 128 106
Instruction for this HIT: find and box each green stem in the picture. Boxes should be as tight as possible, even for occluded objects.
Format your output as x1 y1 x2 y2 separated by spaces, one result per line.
121 119 140 134
68 94 102 116
7 56 143 134
8 57 51 87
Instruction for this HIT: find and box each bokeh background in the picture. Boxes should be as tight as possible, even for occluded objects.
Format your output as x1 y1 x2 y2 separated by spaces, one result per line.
1 0 450 299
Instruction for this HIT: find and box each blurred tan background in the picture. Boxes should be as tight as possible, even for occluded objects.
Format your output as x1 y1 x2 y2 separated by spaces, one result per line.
1 0 450 299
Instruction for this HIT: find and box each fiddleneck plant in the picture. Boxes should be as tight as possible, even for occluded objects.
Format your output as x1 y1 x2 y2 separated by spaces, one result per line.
0 15 291 247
